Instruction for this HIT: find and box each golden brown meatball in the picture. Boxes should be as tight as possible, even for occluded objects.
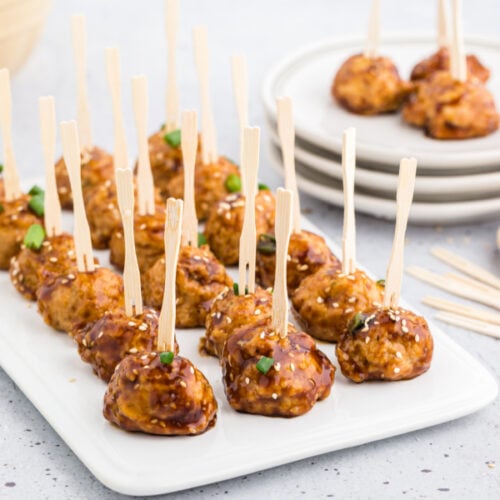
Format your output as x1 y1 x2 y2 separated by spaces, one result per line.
168 156 240 221
332 54 412 115
204 189 275 265
291 268 384 343
403 70 499 139
410 47 490 83
37 266 124 333
143 245 233 328
55 146 114 210
200 286 273 358
103 351 217 435
0 178 4 200
336 307 434 383
256 229 340 296
221 319 335 417
0 195 42 270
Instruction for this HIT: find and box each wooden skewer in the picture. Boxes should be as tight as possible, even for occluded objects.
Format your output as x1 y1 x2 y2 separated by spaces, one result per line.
444 272 500 298
497 227 500 250
164 0 179 131
432 246 500 291
181 110 199 247
384 158 417 309
341 127 356 275
423 296 500 326
157 198 183 353
193 26 217 165
435 311 500 339
71 15 92 150
132 75 155 216
238 126 260 295
116 168 143 317
364 0 380 59
0 68 21 201
39 96 62 237
437 0 451 49
450 0 467 81
105 47 128 170
272 188 293 339
277 97 301 233
60 120 95 273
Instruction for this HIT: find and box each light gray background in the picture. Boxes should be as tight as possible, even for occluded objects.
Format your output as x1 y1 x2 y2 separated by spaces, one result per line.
1 0 499 498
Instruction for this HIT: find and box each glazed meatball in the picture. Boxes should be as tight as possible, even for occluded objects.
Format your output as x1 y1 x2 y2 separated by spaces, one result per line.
204 189 275 265
37 266 124 333
168 156 240 221
332 54 412 115
200 286 273 358
55 146 114 209
336 307 434 383
0 195 41 270
410 47 490 83
221 319 335 417
256 230 340 296
292 268 384 343
0 178 5 200
103 351 217 435
143 245 233 328
10 232 79 301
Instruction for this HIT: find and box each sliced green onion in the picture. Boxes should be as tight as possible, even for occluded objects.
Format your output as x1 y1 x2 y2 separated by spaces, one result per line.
376 279 385 287
258 183 269 191
159 351 175 364
233 282 248 296
198 232 207 246
257 233 276 255
256 356 274 374
0 203 4 214
163 129 181 147
28 185 44 196
349 312 368 334
28 193 45 216
224 173 242 193
0 163 3 173
24 224 46 250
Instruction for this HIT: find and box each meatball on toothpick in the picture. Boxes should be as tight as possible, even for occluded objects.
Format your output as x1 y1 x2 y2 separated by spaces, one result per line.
103 198 218 436
222 188 335 418
336 159 434 383
38 121 123 333
292 128 384 342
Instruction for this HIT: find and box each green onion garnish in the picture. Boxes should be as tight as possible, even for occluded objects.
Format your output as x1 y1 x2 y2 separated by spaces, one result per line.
349 313 368 334
159 351 175 364
256 356 274 374
28 193 45 216
163 129 181 147
376 279 385 287
0 163 3 173
258 183 269 191
198 232 207 246
257 233 276 255
0 203 4 214
28 185 44 196
24 224 46 250
233 282 248 296
224 173 242 193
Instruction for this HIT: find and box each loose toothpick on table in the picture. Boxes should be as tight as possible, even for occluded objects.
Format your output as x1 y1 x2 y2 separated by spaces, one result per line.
132 75 155 216
238 126 260 295
39 96 62 237
193 26 217 165
272 188 293 339
384 157 417 309
437 0 451 49
116 168 143 317
450 0 467 81
435 312 500 339
157 198 183 353
0 68 21 201
364 0 380 59
277 97 301 234
164 0 180 132
341 127 356 275
60 120 95 273
181 110 199 248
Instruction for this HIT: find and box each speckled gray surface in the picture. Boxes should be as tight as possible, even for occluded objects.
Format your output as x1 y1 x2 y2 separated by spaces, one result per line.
1 0 499 498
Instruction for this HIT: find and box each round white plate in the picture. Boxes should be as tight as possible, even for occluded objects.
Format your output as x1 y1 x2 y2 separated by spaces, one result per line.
268 142 500 225
262 34 500 172
267 125 500 202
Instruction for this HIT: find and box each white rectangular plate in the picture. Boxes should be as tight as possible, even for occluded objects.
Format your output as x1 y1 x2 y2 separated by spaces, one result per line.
0 216 497 496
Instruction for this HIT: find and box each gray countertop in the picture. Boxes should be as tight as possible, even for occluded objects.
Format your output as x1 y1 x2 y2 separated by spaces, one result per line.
1 0 499 498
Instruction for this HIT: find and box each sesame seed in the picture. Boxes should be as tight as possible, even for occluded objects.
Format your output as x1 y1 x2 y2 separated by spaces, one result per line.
179 380 187 388
61 279 68 284
332 302 339 308
275 362 281 371
344 307 354 314
193 255 202 261
215 312 222 320
150 418 158 424
401 326 409 334
316 297 324 304
97 331 104 339
395 351 402 359
107 203 114 210
82 338 87 346
225 213 231 220
348 297 357 303
260 332 265 339
415 334 420 342
365 337 370 343
128 321 136 327
138 323 148 331
128 347 138 354
245 377 250 384
67 273 76 280
139 223 147 230
297 264 309 271
271 393 278 400
225 316 232 324
254 309 261 315
394 367 401 374
49 257 58 263
190 366 195 374
140 354 148 360
290 363 295 371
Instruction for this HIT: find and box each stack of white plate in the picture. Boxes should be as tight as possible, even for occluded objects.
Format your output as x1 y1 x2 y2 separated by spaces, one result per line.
262 34 500 224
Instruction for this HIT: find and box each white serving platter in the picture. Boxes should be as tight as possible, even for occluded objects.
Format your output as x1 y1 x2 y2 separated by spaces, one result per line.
262 34 500 172
0 212 497 496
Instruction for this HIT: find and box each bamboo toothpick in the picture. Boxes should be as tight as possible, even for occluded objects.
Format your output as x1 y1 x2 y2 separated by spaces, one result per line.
238 126 260 295
341 127 356 275
165 0 179 131
450 0 467 81
277 97 301 233
443 272 500 297
116 168 143 317
132 75 155 216
272 188 293 339
0 68 21 201
181 110 199 247
72 15 92 149
437 0 451 49
364 0 380 59
60 120 95 273
157 198 183 352
384 157 417 309
193 26 217 165
105 47 128 170
435 312 500 339
39 96 62 237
